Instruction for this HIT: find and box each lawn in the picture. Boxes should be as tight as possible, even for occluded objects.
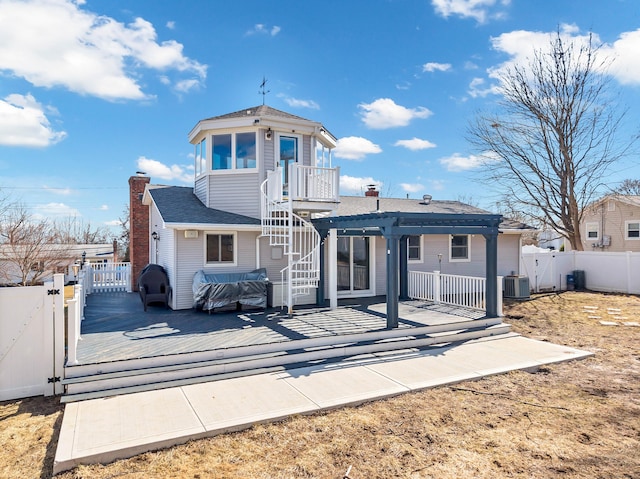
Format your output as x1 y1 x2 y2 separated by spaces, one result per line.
1 291 638 478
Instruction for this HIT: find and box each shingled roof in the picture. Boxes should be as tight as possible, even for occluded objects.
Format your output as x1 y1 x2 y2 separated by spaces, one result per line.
202 105 313 123
336 196 534 231
148 186 260 226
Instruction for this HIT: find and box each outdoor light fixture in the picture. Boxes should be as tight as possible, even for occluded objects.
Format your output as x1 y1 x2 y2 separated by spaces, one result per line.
152 231 158 241
81 251 86 266
438 253 443 271
265 128 272 141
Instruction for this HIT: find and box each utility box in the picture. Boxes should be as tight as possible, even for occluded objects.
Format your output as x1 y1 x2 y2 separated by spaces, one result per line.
504 276 530 299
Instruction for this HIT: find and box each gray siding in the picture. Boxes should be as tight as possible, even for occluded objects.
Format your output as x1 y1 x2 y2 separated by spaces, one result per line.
208 172 260 218
194 177 207 204
173 230 260 310
258 237 289 282
302 135 311 166
262 132 275 176
580 199 640 252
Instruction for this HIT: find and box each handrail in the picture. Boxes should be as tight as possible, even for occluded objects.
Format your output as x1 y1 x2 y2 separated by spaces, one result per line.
408 270 501 312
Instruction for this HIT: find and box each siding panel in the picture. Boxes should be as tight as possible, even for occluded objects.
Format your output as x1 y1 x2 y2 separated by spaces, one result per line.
208 172 260 218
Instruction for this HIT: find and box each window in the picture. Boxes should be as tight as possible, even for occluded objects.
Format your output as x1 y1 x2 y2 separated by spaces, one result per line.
586 222 599 241
626 221 640 240
195 138 206 176
407 235 421 261
236 132 256 169
450 235 470 261
211 133 256 171
206 234 235 264
212 134 232 170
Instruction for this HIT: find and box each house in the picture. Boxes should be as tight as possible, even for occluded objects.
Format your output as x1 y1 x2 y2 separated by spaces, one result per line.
580 195 640 252
130 105 533 323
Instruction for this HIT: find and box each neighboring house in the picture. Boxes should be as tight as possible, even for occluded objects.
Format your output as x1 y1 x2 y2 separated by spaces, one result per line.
131 105 533 319
580 195 640 252
0 243 117 285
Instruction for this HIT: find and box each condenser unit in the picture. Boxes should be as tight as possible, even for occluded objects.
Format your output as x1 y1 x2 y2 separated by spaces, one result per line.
504 276 530 299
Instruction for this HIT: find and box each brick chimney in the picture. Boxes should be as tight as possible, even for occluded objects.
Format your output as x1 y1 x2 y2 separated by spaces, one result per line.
129 174 150 292
365 184 379 197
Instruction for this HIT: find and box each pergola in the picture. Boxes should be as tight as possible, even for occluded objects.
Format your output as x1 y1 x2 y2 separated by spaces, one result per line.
312 211 503 329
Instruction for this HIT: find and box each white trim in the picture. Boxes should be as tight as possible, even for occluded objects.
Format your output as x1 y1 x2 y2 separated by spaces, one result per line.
586 222 600 241
165 223 261 231
336 236 375 298
449 234 471 263
407 234 423 263
210 131 258 172
625 220 640 240
204 231 237 267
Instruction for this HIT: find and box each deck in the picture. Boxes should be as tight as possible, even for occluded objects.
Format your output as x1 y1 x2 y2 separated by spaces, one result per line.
76 293 485 365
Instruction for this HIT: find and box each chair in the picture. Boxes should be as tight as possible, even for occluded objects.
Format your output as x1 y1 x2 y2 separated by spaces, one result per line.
138 264 172 311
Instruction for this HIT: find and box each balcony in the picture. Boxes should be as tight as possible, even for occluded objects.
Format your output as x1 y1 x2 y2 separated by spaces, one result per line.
266 164 340 214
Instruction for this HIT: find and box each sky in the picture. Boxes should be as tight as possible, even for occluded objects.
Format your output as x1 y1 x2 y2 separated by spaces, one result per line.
0 0 639 234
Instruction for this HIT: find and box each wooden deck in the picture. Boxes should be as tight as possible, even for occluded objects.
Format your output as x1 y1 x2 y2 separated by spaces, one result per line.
76 293 485 366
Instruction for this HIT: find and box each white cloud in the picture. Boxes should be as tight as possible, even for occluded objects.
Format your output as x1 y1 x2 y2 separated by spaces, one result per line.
100 204 109 211
439 153 486 171
246 24 281 36
333 136 382 161
422 62 451 72
280 95 320 110
394 138 437 151
0 0 207 101
137 156 192 183
340 175 382 195
33 202 81 218
104 219 121 226
487 25 640 87
43 185 72 195
431 0 511 23
467 77 499 98
0 94 67 147
166 21 175 30
359 98 432 129
400 183 424 193
601 28 640 86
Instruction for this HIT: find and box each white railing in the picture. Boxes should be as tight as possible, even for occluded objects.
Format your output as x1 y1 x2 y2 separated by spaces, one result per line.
87 262 132 293
408 270 503 315
290 164 340 202
66 266 91 366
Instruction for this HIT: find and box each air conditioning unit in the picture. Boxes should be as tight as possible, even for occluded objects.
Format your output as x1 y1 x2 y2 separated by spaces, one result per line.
504 276 530 299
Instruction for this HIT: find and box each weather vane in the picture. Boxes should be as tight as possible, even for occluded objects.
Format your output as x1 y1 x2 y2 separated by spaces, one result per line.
259 76 270 105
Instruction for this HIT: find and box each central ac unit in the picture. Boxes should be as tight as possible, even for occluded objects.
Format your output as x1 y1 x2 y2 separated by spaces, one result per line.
504 276 530 299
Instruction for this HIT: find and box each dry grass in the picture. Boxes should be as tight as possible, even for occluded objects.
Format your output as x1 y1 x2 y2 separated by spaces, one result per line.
1 291 639 479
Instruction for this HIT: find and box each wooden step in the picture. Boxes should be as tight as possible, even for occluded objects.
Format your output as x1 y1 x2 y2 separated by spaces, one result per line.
61 322 512 403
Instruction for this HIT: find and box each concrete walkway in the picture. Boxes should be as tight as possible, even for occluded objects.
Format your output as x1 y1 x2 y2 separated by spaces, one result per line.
53 333 593 475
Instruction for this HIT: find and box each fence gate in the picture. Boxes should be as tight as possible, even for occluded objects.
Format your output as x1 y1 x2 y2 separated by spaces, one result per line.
521 253 557 293
0 274 65 401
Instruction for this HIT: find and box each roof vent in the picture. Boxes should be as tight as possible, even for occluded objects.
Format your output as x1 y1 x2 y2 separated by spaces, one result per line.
421 194 432 205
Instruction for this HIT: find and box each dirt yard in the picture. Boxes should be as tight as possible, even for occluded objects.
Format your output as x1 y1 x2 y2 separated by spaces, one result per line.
1 291 639 479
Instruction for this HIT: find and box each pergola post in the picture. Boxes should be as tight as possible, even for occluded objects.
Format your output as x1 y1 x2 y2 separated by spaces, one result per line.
399 235 409 300
316 229 328 306
484 233 499 317
385 234 400 329
328 228 338 310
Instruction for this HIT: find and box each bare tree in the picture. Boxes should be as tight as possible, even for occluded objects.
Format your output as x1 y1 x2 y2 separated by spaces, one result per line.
612 179 640 195
0 204 74 285
51 216 112 244
468 31 637 251
117 204 130 262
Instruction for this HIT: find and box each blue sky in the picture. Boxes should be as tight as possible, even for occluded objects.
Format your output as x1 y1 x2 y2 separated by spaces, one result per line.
1 0 639 233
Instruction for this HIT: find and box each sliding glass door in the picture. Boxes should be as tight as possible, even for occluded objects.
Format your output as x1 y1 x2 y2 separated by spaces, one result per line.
337 237 372 295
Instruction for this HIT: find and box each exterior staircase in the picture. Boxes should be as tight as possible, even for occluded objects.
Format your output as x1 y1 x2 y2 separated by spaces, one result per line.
261 167 320 314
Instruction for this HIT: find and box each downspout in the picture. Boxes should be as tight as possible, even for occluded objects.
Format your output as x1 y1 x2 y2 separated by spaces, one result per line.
256 233 264 269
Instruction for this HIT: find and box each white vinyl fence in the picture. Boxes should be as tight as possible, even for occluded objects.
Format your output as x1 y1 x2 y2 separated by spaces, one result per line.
408 271 503 316
0 274 65 401
87 262 132 293
521 251 640 294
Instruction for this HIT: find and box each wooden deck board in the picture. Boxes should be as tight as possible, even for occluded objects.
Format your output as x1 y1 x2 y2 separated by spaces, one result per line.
75 293 486 365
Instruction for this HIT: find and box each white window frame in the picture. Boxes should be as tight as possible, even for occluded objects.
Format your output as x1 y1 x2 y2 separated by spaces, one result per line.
586 222 599 241
407 235 422 263
204 231 237 266
211 132 258 173
449 234 471 262
625 220 640 240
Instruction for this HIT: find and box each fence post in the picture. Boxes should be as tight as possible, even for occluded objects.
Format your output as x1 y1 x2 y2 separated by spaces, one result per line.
496 276 503 317
626 251 632 294
66 298 79 366
434 270 441 303
42 280 55 397
52 274 65 395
